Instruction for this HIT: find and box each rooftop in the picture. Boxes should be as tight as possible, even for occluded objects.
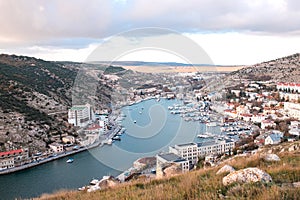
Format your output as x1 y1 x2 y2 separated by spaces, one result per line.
70 106 87 111
0 149 23 157
158 153 186 163
175 143 197 148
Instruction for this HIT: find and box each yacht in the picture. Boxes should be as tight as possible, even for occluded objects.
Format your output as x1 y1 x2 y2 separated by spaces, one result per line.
66 158 74 163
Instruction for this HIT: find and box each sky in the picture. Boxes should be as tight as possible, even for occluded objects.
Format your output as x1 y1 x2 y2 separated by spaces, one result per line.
0 0 300 65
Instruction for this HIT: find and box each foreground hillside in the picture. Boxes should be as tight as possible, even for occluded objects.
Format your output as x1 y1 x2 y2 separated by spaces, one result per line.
38 142 300 200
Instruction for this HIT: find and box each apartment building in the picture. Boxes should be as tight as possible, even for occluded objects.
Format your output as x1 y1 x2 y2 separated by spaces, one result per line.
68 103 94 127
0 148 29 169
169 139 235 166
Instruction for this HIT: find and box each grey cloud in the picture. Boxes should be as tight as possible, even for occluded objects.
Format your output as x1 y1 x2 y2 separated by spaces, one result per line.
0 0 299 47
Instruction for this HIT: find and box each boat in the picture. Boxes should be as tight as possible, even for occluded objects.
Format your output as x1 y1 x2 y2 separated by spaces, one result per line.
139 111 142 114
104 139 113 145
197 134 212 138
133 120 137 123
112 136 121 141
66 158 74 163
206 122 218 127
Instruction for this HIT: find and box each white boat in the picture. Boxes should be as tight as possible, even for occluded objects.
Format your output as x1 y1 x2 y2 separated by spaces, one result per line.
197 134 212 138
66 158 74 163
105 139 113 145
133 120 137 123
206 122 218 127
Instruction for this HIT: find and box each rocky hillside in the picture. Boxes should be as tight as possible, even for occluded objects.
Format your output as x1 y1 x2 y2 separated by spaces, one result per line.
231 53 300 83
202 53 300 92
0 54 115 152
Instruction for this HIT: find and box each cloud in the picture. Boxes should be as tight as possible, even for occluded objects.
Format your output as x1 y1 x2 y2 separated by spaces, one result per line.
0 0 300 47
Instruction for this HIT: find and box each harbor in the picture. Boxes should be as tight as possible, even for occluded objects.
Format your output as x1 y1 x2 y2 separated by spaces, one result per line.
0 98 203 199
0 98 239 200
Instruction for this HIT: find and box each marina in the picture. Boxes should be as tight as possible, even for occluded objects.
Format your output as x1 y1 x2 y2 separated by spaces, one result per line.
0 98 222 200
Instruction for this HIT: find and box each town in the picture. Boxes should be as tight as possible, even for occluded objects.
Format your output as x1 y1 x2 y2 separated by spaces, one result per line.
3 64 299 194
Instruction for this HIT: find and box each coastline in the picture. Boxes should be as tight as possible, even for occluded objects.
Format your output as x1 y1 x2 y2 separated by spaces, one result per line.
0 139 102 175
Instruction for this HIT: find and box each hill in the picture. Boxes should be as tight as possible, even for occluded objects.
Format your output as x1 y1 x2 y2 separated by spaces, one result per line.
38 141 300 200
0 54 117 152
202 53 300 92
230 53 300 83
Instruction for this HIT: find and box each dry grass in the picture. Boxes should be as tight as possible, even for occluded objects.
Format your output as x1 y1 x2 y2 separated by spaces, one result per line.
37 151 300 200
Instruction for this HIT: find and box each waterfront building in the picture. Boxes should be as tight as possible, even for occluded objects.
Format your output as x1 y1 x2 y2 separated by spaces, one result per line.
169 139 235 166
68 104 94 127
49 143 64 153
0 157 14 170
0 148 29 169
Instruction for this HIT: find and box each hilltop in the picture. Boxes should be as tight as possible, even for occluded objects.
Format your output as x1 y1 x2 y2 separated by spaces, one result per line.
38 141 300 200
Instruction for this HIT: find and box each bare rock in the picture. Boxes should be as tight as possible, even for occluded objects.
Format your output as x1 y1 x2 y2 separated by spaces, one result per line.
217 165 235 175
223 167 272 186
163 164 181 177
263 154 281 162
293 182 300 188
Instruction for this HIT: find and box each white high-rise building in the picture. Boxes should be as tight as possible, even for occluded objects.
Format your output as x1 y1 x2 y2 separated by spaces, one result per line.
68 104 94 127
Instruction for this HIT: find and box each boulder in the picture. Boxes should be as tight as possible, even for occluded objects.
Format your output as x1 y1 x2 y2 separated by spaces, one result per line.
223 167 272 186
263 154 281 162
293 182 300 188
216 165 235 175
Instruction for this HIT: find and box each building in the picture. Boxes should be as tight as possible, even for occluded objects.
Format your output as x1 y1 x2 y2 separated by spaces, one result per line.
68 104 94 127
156 153 189 178
277 82 300 93
0 148 29 169
169 139 235 167
284 102 300 120
265 133 283 145
0 157 14 170
169 143 198 166
85 123 103 134
197 139 235 157
62 136 75 144
261 120 276 130
49 143 64 153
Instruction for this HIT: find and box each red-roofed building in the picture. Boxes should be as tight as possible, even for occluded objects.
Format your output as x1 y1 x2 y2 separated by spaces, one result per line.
0 148 29 169
85 123 103 134
277 82 300 93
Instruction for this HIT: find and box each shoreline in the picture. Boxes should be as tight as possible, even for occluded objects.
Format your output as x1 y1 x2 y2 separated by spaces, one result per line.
0 139 103 175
